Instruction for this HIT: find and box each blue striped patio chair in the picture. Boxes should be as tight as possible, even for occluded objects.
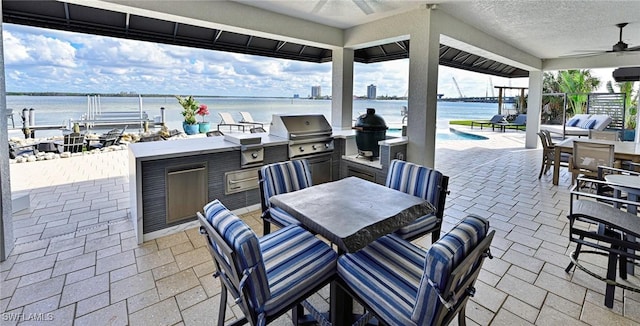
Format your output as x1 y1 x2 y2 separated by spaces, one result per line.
337 214 494 326
258 159 313 235
198 199 336 326
386 159 449 242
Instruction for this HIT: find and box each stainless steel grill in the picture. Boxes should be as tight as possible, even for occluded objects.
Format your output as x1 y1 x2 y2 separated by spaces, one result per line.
270 114 334 184
269 114 334 159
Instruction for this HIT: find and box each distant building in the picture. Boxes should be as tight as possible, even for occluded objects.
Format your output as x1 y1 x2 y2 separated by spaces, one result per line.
311 86 321 98
367 84 377 99
293 94 299 99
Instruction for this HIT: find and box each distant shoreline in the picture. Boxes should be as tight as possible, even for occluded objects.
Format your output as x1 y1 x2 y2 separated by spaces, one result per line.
6 92 295 99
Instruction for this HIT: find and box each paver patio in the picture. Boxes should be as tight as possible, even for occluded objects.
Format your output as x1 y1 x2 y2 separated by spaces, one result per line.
2 127 640 325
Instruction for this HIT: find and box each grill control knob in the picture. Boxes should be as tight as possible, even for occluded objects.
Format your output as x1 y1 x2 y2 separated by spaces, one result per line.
299 146 304 152
251 152 259 159
325 143 330 148
312 145 318 150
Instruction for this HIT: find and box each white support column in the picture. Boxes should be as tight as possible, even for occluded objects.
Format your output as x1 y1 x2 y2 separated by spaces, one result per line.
526 70 543 149
406 9 438 168
0 2 15 261
331 48 354 130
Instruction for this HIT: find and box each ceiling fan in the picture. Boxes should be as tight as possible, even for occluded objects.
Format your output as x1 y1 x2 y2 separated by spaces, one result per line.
563 22 640 57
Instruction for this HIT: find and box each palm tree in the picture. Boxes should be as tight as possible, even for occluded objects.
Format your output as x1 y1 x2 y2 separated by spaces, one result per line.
557 70 600 115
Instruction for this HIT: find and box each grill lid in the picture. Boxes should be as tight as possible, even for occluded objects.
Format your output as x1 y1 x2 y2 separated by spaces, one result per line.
353 108 388 131
269 114 332 139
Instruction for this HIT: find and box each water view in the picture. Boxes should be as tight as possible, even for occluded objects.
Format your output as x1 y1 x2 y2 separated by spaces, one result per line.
6 95 502 138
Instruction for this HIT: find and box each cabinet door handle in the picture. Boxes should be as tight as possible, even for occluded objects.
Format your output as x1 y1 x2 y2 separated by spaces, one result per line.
167 167 206 176
228 176 258 184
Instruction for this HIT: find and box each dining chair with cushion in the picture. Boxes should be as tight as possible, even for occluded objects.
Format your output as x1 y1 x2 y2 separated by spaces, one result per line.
259 159 312 235
570 141 616 187
538 131 570 179
337 214 494 326
198 199 336 326
386 159 449 242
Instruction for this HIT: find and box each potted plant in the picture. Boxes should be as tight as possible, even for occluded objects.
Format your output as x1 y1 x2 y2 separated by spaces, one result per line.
196 104 210 133
176 95 200 135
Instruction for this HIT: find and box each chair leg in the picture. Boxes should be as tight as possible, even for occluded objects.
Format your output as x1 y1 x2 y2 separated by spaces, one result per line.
292 303 304 326
263 219 271 236
218 285 228 326
565 235 584 273
457 304 467 326
431 227 441 244
538 158 545 179
605 250 617 308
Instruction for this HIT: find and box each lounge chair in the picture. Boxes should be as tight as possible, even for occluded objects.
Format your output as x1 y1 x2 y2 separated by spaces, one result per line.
239 111 266 128
496 114 526 132
217 112 255 132
470 114 505 130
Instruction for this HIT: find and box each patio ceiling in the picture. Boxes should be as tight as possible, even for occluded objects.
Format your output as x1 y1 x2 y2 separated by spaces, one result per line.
1 0 528 78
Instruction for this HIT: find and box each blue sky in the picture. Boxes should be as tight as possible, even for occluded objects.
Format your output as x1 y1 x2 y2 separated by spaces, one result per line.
2 23 614 98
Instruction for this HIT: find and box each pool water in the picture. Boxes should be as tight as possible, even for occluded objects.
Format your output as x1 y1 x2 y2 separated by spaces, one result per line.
387 128 488 141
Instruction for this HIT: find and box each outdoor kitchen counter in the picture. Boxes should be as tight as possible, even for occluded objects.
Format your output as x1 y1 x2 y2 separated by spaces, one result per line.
129 134 290 244
128 134 289 161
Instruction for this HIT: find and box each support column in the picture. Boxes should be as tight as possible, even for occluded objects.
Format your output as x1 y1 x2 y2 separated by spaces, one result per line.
331 48 354 130
526 70 543 149
407 9 438 168
0 3 15 261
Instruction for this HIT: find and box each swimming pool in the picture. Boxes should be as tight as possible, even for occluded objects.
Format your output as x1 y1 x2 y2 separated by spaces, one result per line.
387 128 488 140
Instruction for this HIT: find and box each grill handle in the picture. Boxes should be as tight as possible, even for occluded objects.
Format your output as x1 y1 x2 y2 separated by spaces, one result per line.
290 132 331 139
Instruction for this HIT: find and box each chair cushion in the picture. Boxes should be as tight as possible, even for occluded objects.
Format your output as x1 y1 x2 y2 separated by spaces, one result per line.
579 119 597 129
386 160 443 207
386 160 444 239
261 160 313 227
394 213 439 240
268 206 302 227
412 214 489 325
338 234 426 326
261 225 337 314
203 200 270 310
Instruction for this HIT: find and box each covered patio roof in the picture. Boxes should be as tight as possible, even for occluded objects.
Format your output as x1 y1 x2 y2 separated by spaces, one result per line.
1 0 528 78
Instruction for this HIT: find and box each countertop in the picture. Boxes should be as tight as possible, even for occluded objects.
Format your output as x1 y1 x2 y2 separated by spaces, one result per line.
129 134 289 161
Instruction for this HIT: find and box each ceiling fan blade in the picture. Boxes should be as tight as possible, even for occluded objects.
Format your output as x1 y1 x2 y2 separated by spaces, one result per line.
352 0 375 15
558 51 604 58
627 45 640 51
311 0 328 13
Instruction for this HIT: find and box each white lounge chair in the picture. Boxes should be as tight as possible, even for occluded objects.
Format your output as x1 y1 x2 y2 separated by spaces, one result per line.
217 112 251 132
239 111 266 128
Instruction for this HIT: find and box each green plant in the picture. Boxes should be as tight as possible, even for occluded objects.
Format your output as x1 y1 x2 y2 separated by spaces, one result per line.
176 95 199 125
557 70 600 115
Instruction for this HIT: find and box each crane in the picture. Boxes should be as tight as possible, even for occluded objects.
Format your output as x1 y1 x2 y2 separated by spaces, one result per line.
452 77 464 98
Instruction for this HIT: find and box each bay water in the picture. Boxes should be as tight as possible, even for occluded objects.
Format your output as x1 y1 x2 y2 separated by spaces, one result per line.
6 95 501 138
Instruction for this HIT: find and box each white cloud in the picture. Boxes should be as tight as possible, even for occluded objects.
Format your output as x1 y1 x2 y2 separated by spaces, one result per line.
5 23 619 98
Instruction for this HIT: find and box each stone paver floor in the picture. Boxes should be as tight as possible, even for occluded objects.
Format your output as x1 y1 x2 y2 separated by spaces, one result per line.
2 127 640 325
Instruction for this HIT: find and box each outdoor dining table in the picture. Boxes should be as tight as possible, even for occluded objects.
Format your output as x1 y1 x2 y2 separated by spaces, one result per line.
269 176 435 324
553 138 640 185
